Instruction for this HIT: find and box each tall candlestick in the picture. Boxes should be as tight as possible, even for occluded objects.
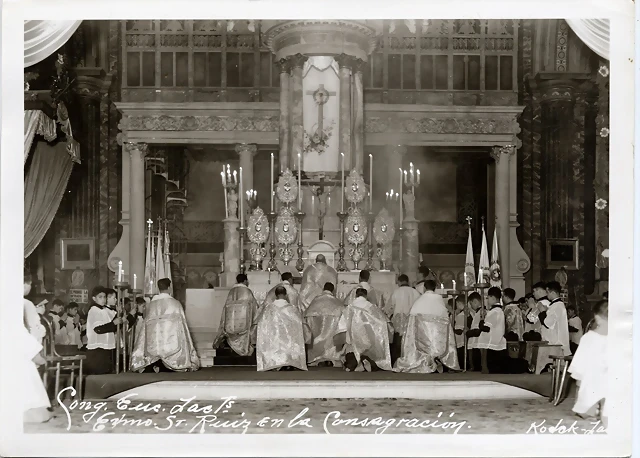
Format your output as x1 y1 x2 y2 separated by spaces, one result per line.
327 195 331 210
417 169 421 185
239 166 244 227
369 153 373 211
312 195 315 215
133 274 137 290
398 168 403 226
118 261 122 282
479 268 483 282
270 153 274 212
452 280 457 291
297 153 302 210
341 153 345 212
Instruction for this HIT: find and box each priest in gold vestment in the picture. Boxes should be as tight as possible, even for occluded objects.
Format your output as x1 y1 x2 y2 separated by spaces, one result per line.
213 274 260 356
264 272 300 312
299 254 338 313
335 288 394 372
254 286 308 371
130 278 200 372
304 282 346 367
394 280 459 373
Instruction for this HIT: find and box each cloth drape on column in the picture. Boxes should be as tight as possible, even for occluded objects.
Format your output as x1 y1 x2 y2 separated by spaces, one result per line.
24 142 74 257
24 20 82 68
24 110 57 165
565 19 609 61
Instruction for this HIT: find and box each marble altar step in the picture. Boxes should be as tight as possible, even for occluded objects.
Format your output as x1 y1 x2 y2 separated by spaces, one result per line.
213 346 257 367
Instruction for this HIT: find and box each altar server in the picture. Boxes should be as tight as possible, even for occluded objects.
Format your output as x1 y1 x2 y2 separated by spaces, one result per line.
85 286 120 374
344 270 384 308
299 254 338 312
472 287 507 374
394 280 459 373
538 281 571 355
214 274 260 356
568 300 608 425
265 272 300 312
335 288 394 372
304 282 346 367
255 285 308 371
502 288 525 341
386 274 421 362
130 278 200 373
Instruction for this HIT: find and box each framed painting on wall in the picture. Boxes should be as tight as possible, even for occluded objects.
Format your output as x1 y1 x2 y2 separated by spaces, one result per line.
546 238 579 270
60 238 95 270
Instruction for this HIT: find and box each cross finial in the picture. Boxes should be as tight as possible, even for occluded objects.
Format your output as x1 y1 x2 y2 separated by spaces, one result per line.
465 216 473 227
147 219 153 229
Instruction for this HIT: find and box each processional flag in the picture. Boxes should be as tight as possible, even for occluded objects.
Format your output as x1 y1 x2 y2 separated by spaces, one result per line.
489 225 502 288
155 223 166 293
163 223 173 296
464 220 476 287
479 222 490 284
144 220 156 296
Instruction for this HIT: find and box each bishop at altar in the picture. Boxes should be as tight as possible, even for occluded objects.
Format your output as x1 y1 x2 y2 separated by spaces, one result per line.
299 255 338 312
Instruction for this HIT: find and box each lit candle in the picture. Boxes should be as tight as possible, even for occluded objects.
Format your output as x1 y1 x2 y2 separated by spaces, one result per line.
410 162 414 183
398 168 403 226
417 169 421 185
479 268 483 282
221 172 229 218
440 282 444 291
312 195 315 215
404 169 408 185
270 153 274 212
297 153 302 210
221 167 226 185
239 166 244 227
233 170 237 185
118 261 122 282
340 153 345 212
386 191 389 200
452 280 457 291
369 153 373 211
464 272 468 287
327 195 330 210
133 274 137 290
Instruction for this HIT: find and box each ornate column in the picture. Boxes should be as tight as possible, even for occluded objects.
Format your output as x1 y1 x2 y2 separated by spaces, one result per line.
335 54 353 170
289 54 308 171
492 145 515 288
277 58 291 173
352 59 366 173
236 143 257 194
126 142 148 286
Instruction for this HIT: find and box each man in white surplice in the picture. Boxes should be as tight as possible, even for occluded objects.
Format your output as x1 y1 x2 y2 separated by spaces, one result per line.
385 274 420 364
394 280 459 373
254 285 308 371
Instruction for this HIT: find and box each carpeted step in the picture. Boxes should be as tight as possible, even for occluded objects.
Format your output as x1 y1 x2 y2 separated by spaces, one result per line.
213 347 257 366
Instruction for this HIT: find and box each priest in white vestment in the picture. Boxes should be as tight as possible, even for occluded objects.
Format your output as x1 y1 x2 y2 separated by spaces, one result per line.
264 272 300 312
394 280 459 373
385 274 421 363
213 274 260 356
343 270 384 308
538 281 571 355
130 278 200 372
335 288 394 372
304 282 346 367
254 285 308 371
299 254 338 313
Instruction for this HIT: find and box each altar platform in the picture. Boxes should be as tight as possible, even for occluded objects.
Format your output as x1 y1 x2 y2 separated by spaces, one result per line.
83 367 565 402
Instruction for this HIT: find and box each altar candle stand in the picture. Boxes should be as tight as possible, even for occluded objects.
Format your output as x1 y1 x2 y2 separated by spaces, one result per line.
295 210 306 272
267 211 278 271
114 280 129 374
475 280 490 374
237 226 247 274
458 283 475 372
336 211 349 272
365 211 376 271
128 287 142 368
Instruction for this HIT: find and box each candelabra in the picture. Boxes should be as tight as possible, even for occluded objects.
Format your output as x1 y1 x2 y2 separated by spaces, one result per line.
336 211 349 272
267 211 278 271
295 211 306 272
221 164 239 219
113 281 129 374
237 226 246 274
365 212 376 271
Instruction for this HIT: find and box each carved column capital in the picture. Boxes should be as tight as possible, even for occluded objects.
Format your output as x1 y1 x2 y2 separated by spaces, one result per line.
235 143 258 157
490 145 516 163
334 53 356 70
124 142 148 157
288 53 308 70
351 58 366 74
276 58 291 74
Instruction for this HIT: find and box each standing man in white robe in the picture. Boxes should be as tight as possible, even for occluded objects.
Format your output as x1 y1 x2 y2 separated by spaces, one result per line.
299 255 338 313
335 288 394 372
130 278 200 372
264 272 300 312
344 270 384 308
23 272 45 344
214 274 260 356
470 287 507 374
304 282 346 367
538 281 571 355
394 280 459 373
385 274 420 364
254 286 308 371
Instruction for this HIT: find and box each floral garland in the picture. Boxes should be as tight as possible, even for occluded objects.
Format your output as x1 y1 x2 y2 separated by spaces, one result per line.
595 62 609 269
303 120 335 156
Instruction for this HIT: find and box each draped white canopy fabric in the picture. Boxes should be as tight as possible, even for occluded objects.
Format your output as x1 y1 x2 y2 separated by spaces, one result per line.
566 19 609 61
24 20 82 68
